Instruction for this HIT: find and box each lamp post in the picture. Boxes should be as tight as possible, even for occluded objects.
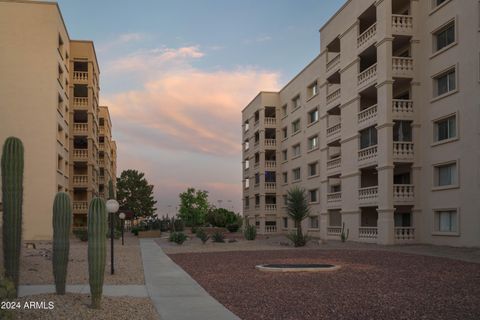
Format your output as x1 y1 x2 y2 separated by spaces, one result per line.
106 199 119 275
119 212 126 246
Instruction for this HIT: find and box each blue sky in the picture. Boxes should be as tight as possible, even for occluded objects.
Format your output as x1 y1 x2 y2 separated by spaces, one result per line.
57 0 345 214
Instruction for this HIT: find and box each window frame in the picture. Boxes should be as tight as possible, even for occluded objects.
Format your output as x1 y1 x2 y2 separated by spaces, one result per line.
291 118 301 135
308 161 318 177
432 19 456 55
292 167 301 182
309 189 319 203
432 112 458 146
292 143 301 158
307 107 319 125
307 135 319 151
432 208 459 236
432 66 458 101
432 160 459 190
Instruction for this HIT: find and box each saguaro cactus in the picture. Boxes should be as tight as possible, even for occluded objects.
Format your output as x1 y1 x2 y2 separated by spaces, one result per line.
87 198 107 308
1 137 24 295
52 192 72 295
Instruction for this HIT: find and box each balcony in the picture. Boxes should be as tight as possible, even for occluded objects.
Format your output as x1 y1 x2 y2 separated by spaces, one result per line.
327 192 341 207
357 23 377 50
326 123 341 142
392 57 413 78
99 176 105 184
358 186 378 206
265 182 276 191
395 227 415 241
358 104 377 128
73 123 88 134
73 97 88 106
265 160 276 169
265 204 277 211
359 227 378 240
264 117 276 126
392 15 413 35
265 225 277 233
392 100 413 119
327 227 341 236
265 139 276 148
358 145 378 165
358 63 377 88
73 149 88 160
73 201 88 214
393 142 414 161
393 184 415 203
326 157 341 175
326 54 341 73
326 88 341 106
73 71 88 82
98 159 105 167
72 175 88 186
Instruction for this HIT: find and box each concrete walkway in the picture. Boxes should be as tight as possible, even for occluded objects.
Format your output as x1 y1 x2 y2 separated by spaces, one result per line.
18 284 148 297
140 238 239 320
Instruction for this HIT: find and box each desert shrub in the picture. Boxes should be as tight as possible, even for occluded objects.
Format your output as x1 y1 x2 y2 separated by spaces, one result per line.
169 232 187 244
211 230 225 243
73 228 88 241
196 228 209 244
131 227 140 236
286 231 310 247
243 225 257 240
226 223 240 233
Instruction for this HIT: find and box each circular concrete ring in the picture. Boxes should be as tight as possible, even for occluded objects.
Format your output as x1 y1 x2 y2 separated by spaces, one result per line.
255 263 340 273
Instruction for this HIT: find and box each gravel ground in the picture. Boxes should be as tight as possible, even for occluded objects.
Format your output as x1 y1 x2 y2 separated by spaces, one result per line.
14 233 144 285
9 293 159 320
169 249 480 320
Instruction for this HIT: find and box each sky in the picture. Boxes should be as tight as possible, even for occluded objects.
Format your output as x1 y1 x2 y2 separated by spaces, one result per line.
57 0 346 215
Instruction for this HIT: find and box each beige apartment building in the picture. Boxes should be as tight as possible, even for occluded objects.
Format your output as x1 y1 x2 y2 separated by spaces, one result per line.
242 0 480 247
0 0 117 239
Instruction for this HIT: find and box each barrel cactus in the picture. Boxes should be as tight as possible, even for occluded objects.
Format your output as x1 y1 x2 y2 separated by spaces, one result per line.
1 137 24 295
52 192 72 295
87 198 107 308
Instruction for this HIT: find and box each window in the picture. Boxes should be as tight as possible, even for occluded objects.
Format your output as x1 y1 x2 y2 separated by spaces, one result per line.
282 149 288 161
308 162 318 177
58 34 64 57
308 81 318 98
282 172 288 184
245 159 250 170
434 210 457 233
310 216 319 229
308 108 318 124
393 121 412 142
292 95 301 110
245 178 250 189
244 197 249 208
434 68 456 97
283 195 288 206
281 105 287 117
57 155 63 171
434 22 455 52
309 189 318 203
244 121 249 132
73 84 88 97
292 168 301 181
292 119 301 134
254 173 260 185
283 217 288 228
434 115 456 142
308 135 318 150
360 126 378 149
255 194 260 206
292 144 301 157
244 141 249 151
282 127 288 139
433 0 448 9
434 162 457 187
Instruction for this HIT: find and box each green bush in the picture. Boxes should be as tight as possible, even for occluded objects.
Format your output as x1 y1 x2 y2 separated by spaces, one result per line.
169 232 187 244
105 229 121 240
286 230 310 247
73 228 88 242
174 219 185 232
190 225 198 234
131 228 139 236
211 230 225 243
243 225 257 240
226 223 240 233
196 228 209 244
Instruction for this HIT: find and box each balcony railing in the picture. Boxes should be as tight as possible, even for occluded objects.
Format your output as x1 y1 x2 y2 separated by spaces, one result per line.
73 71 88 82
358 145 378 163
392 57 413 76
358 104 377 125
326 123 341 138
326 88 341 105
393 142 414 161
359 227 378 239
393 184 415 202
264 117 276 125
265 225 277 233
72 175 88 185
357 23 377 48
265 139 276 147
392 99 413 118
326 157 341 172
265 204 277 211
358 186 378 203
358 63 377 87
73 201 88 213
73 123 88 133
327 192 342 203
265 160 276 169
392 15 413 34
98 159 105 166
73 149 88 159
265 182 276 191
326 54 341 72
327 227 342 236
73 97 88 106
395 227 415 240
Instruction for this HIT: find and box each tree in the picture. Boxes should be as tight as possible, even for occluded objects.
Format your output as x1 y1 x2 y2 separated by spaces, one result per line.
286 187 310 247
178 188 209 227
116 170 157 219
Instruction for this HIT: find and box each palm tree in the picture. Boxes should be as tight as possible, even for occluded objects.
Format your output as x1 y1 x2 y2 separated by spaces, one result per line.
286 187 310 246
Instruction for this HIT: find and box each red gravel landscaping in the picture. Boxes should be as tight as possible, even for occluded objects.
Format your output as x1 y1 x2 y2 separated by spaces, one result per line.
168 250 480 320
